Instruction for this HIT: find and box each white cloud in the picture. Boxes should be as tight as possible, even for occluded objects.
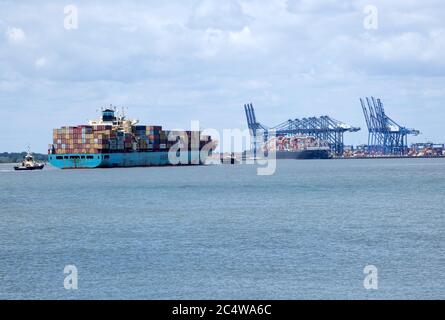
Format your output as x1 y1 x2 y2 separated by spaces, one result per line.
0 0 444 152
229 26 252 44
287 0 356 14
35 57 47 69
189 0 249 31
6 27 25 43
195 26 256 58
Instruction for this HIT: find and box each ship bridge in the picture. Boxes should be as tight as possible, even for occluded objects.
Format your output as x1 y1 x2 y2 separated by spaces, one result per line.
102 109 116 122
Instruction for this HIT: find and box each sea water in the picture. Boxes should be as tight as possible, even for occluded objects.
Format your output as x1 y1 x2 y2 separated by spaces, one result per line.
0 159 444 299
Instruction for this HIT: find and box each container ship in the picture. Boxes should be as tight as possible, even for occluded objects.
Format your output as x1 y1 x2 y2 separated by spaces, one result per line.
48 108 215 169
263 135 332 159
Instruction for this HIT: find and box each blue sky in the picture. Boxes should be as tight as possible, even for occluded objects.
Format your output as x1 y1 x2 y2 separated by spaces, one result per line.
1 0 444 152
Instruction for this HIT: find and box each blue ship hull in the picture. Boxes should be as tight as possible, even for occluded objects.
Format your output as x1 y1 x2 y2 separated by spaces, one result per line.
48 151 206 169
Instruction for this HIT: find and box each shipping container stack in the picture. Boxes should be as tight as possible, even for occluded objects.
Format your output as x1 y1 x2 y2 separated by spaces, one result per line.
264 136 329 152
50 125 113 155
50 124 213 155
132 125 165 151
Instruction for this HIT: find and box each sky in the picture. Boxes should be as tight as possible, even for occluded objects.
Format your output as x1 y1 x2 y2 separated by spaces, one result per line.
1 0 444 152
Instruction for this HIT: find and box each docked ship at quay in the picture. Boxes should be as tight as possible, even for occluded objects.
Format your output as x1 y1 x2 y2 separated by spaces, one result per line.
48 108 215 169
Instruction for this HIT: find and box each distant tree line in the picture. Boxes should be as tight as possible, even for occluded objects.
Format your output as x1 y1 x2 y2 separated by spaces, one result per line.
0 152 48 163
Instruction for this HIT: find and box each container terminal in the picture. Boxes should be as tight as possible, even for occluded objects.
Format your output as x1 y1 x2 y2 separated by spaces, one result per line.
48 108 215 169
244 97 444 159
45 97 443 169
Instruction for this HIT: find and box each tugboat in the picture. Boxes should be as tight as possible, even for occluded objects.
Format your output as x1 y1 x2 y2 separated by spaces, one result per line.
14 148 45 171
